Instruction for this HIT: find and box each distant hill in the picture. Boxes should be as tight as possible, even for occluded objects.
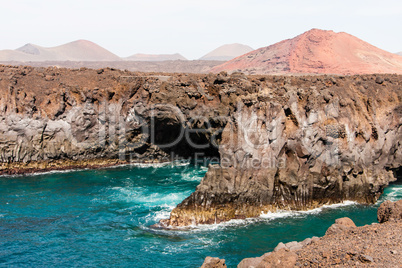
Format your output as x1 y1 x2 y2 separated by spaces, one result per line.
396 52 402 56
124 53 187 61
0 40 121 62
211 29 402 75
199 43 254 61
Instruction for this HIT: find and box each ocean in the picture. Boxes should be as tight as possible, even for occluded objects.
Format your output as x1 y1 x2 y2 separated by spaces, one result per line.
0 163 401 267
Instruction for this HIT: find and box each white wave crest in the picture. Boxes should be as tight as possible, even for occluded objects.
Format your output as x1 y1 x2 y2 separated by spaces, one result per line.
260 201 358 219
179 169 205 182
152 206 175 221
379 185 402 203
131 160 190 168
108 186 191 208
160 200 359 232
0 168 88 178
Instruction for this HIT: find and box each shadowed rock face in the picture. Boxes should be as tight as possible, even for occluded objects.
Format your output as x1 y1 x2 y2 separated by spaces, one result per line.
0 65 401 226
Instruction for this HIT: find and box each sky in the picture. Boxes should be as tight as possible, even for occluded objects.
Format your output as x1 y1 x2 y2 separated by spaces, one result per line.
0 0 401 59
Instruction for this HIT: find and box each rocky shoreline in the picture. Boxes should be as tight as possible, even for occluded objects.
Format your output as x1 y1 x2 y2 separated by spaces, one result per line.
0 157 187 176
201 200 402 268
0 64 401 227
0 158 127 176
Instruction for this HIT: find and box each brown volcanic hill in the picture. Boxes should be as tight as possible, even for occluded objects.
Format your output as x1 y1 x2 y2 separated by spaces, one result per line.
211 29 402 75
199 43 254 61
124 53 187 61
0 40 121 62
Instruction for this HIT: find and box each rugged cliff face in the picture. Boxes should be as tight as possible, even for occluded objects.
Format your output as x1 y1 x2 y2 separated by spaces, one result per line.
160 74 402 227
0 65 229 173
0 65 401 227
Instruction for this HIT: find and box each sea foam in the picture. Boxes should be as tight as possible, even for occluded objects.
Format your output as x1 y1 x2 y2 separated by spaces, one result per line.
159 200 360 232
260 201 358 219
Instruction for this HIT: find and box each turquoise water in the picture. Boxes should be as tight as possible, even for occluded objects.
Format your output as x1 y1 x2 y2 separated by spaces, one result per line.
0 164 401 268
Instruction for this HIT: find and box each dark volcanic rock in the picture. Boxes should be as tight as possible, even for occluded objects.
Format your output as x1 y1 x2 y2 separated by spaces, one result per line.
160 74 402 227
0 65 227 168
0 65 401 228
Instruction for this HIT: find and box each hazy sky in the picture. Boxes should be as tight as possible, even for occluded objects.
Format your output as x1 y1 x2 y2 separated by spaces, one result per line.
1 0 401 59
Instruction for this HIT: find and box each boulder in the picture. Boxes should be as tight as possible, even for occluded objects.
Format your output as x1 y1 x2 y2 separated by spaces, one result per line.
237 249 297 268
255 249 297 268
377 200 402 223
334 217 356 227
237 253 270 268
325 217 356 235
273 242 286 252
200 257 227 268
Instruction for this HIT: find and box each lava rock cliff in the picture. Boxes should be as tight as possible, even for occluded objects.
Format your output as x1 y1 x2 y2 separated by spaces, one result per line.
0 65 400 226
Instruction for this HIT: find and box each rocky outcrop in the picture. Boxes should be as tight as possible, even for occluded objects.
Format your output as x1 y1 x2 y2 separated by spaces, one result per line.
161 74 402 227
240 249 298 268
295 213 402 267
237 238 317 268
0 65 401 230
0 65 229 174
202 201 402 267
200 257 227 268
325 217 356 235
377 199 402 223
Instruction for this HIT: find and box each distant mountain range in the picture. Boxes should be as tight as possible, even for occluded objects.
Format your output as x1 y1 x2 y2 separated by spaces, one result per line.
0 40 121 62
1 32 401 75
211 29 402 75
0 41 189 62
124 53 187 61
396 52 402 56
0 41 250 62
199 43 254 61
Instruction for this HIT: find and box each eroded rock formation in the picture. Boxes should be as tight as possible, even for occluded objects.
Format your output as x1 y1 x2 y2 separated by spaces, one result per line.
0 65 401 229
0 65 228 173
161 74 402 227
